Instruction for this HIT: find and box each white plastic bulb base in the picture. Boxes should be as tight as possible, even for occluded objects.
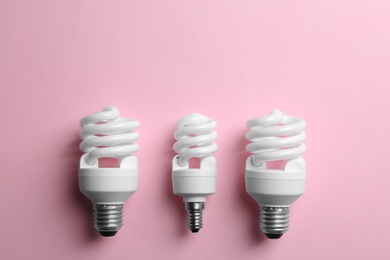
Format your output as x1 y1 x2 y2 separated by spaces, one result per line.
79 154 138 237
172 156 217 233
245 157 306 239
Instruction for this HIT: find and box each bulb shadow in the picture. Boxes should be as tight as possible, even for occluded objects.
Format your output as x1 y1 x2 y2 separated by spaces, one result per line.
232 133 268 244
64 135 102 242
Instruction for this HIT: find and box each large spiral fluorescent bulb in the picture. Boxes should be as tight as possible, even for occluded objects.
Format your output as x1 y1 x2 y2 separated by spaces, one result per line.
245 110 306 239
172 113 218 233
79 106 140 237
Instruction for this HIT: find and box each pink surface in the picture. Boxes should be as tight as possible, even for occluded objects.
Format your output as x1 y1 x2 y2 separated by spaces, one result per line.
1 1 390 259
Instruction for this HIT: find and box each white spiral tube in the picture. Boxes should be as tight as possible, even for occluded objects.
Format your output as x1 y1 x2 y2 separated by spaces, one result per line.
246 110 306 167
174 113 218 167
79 106 140 165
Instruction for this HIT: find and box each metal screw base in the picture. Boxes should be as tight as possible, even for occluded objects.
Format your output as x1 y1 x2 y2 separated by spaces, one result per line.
93 204 124 237
185 202 204 233
260 206 290 239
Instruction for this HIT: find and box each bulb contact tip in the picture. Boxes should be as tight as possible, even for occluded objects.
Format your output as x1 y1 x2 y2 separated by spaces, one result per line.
99 231 118 237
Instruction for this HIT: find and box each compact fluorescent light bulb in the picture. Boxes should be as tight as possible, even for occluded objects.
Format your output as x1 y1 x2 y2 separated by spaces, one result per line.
78 106 140 237
172 113 218 233
245 110 306 239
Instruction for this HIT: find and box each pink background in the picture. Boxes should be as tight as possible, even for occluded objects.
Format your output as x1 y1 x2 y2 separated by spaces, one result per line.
1 1 390 259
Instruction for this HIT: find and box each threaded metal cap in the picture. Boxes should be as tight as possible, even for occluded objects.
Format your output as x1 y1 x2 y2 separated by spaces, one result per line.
260 206 290 239
93 204 124 237
185 202 204 233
